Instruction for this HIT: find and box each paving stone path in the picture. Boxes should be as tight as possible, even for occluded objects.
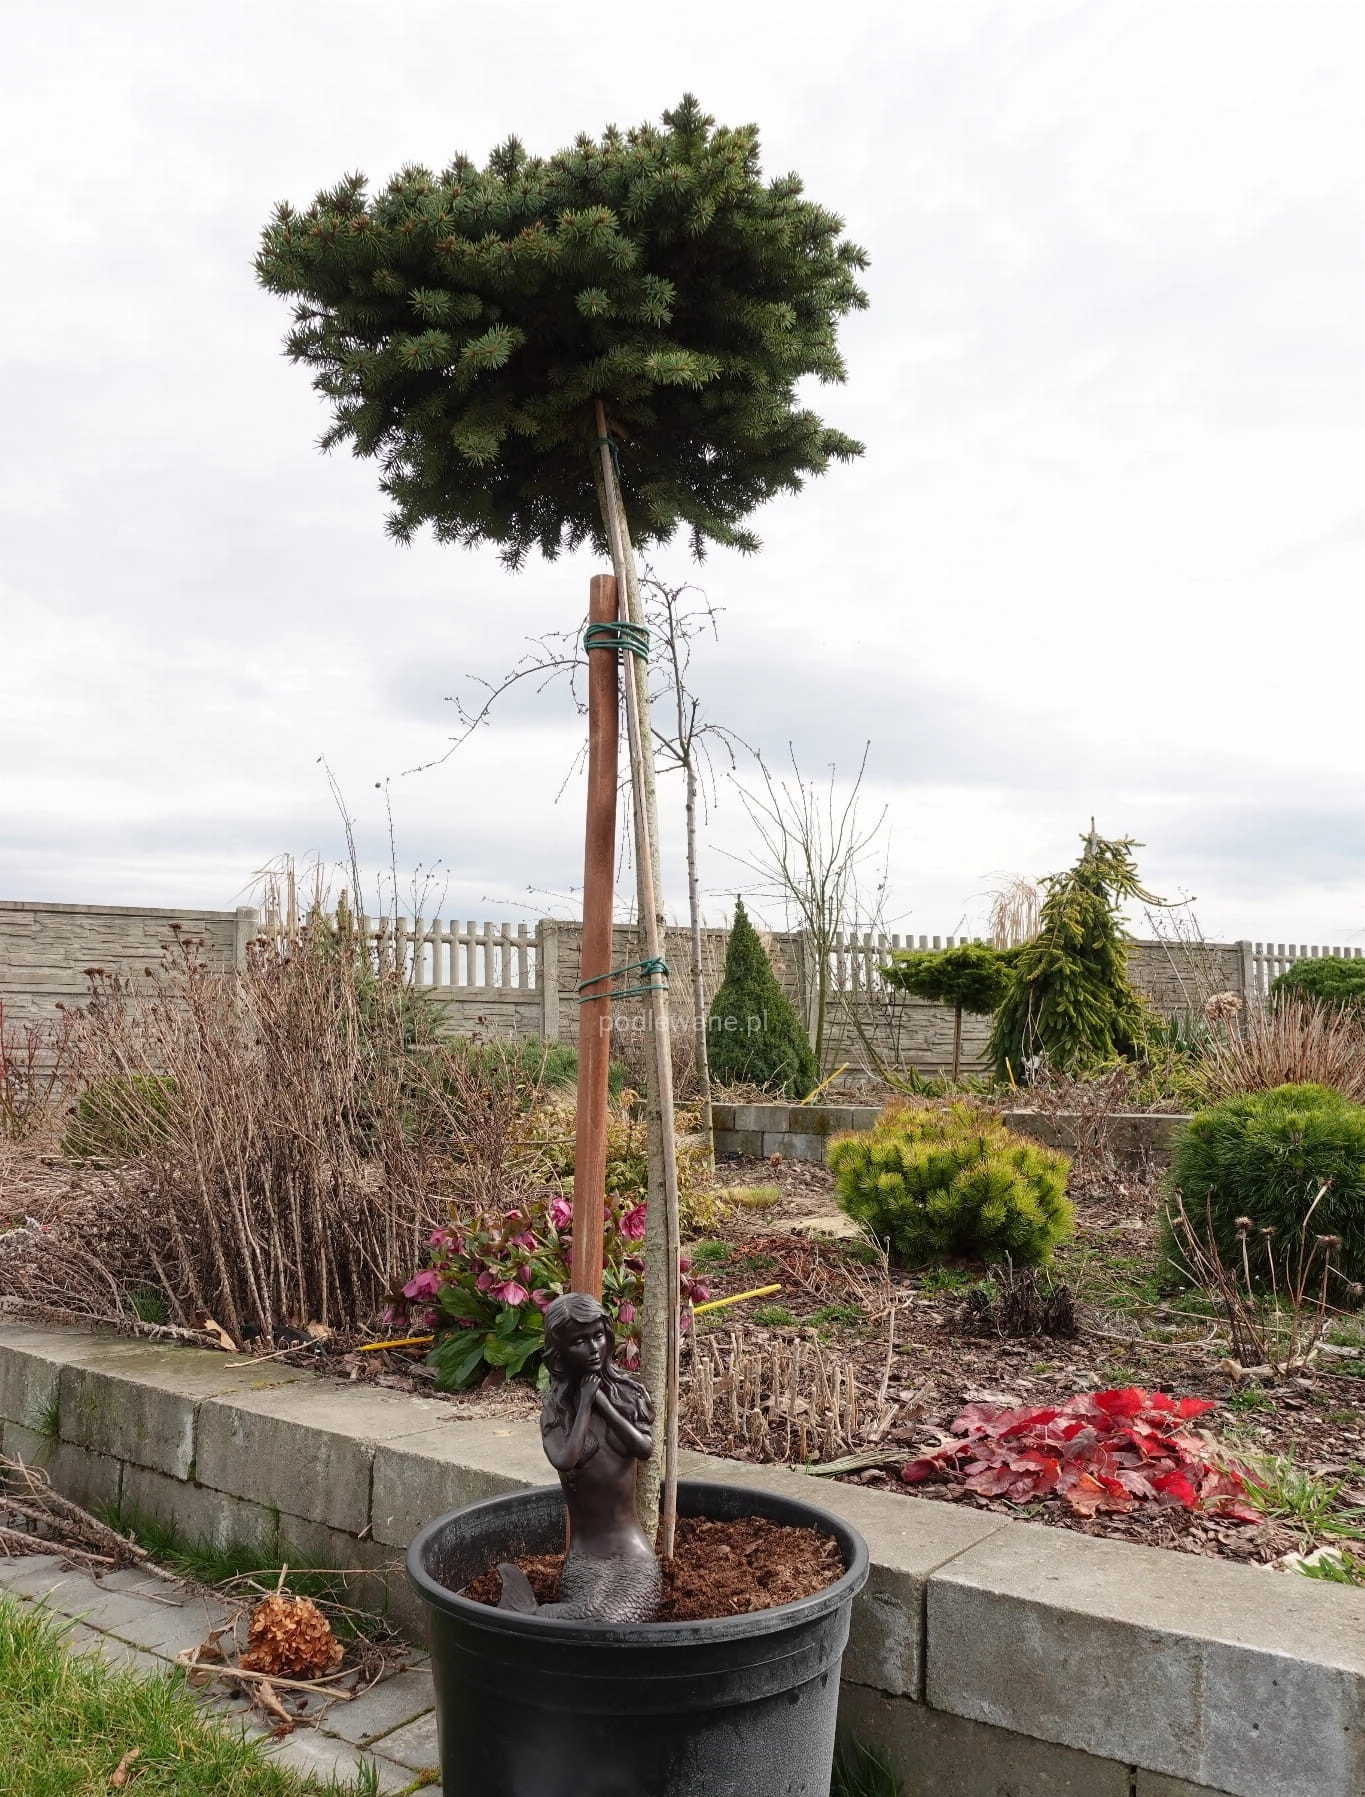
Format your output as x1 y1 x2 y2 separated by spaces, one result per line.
0 1551 441 1794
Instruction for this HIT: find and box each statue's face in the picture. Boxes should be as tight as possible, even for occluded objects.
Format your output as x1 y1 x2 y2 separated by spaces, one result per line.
560 1317 609 1377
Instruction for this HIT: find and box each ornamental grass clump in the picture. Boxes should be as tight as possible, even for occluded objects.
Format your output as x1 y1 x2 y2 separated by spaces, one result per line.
828 1103 1073 1269
1165 1082 1365 1289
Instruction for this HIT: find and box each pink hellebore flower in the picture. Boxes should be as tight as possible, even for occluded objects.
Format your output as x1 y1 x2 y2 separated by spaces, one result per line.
402 1269 440 1302
532 1288 553 1311
488 1279 530 1306
427 1228 447 1248
616 1301 636 1325
621 1204 647 1242
510 1230 537 1251
476 1269 495 1292
548 1197 573 1231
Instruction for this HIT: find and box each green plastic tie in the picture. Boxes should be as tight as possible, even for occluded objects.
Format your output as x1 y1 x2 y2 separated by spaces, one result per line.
591 432 623 479
583 620 649 659
575 955 670 1003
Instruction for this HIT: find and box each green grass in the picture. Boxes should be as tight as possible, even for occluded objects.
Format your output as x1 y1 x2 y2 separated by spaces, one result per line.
1226 1386 1274 1413
0 1596 379 1796
27 1388 61 1440
915 1266 974 1293
751 1304 798 1328
102 1510 396 1648
129 1285 171 1325
731 1251 779 1278
810 1302 864 1330
690 1239 732 1268
831 1739 900 1795
1239 1453 1365 1545
1298 1548 1365 1588
1326 1319 1365 1349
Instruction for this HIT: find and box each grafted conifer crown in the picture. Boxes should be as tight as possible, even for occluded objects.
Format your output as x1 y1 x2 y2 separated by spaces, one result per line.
256 96 868 566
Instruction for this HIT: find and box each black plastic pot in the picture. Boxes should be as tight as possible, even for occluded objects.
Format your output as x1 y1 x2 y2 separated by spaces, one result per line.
406 1478 869 1797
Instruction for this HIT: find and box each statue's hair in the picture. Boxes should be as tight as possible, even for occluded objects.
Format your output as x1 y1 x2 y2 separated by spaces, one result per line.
541 1292 652 1440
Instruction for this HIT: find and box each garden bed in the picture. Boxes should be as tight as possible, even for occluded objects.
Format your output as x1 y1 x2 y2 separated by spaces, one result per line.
690 1154 1365 1568
4 1134 1363 1576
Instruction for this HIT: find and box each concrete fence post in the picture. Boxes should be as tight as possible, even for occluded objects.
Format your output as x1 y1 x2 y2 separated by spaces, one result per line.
233 908 258 970
538 919 561 1043
1235 939 1256 1004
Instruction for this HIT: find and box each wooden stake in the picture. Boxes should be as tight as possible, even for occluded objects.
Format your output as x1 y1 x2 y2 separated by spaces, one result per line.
593 400 683 1558
572 573 620 1301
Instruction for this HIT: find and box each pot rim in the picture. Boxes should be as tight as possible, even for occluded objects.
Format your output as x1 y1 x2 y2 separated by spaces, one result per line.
406 1477 869 1648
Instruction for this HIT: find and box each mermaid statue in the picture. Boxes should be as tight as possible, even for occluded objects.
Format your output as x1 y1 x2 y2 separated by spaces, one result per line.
497 1291 661 1622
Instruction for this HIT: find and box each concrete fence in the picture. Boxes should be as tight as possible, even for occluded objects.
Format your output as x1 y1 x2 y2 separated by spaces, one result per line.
2 896 1359 1076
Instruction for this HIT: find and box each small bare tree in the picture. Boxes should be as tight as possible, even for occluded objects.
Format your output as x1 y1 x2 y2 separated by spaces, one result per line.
725 747 887 1067
419 571 750 1154
640 572 754 1155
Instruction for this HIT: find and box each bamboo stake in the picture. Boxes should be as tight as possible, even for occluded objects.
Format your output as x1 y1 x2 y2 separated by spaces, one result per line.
571 572 620 1301
593 400 683 1558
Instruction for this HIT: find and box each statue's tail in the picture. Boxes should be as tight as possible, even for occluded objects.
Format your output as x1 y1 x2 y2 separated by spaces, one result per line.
495 1563 539 1614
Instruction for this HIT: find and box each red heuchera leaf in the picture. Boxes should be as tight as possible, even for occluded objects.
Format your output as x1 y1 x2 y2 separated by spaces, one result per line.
903 1387 1255 1522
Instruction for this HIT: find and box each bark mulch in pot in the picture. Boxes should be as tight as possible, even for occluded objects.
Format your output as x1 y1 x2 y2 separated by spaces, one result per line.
462 1515 844 1622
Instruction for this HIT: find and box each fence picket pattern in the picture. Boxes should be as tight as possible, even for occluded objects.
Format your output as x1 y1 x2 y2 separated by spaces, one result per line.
1248 941 1364 996
339 918 1363 1007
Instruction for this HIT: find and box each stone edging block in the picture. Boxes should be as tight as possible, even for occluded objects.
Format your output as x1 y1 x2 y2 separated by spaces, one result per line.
927 1524 1365 1797
1 1323 1362 1797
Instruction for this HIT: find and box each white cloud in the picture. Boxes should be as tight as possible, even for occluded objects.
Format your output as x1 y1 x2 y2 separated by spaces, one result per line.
2 0 1363 947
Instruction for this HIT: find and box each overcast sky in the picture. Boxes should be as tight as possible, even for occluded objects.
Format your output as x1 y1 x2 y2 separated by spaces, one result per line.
3 1 1363 946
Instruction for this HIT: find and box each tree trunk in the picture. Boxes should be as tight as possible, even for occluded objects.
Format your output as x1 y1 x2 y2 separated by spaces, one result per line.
685 755 714 1163
592 407 681 1556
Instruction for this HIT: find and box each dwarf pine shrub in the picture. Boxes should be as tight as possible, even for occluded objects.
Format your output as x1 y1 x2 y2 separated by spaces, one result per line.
828 1103 1074 1268
1166 1082 1365 1287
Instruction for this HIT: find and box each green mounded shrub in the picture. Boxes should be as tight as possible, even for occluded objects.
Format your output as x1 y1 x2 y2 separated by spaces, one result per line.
882 942 1020 1080
828 1103 1074 1268
1166 1082 1365 1288
61 1075 177 1161
707 898 818 1098
1273 958 1365 1013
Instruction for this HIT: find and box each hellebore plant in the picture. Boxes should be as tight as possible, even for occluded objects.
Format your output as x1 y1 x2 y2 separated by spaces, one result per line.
394 1189 708 1390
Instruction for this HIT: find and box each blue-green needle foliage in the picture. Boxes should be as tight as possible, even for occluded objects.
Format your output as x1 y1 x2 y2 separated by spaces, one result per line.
829 1104 1073 1269
255 96 868 568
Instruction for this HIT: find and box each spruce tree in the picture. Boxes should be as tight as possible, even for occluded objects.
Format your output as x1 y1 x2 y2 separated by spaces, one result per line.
254 97 868 567
708 899 819 1097
989 830 1160 1081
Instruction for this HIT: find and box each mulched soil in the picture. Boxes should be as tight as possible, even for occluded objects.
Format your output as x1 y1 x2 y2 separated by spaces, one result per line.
462 1515 844 1622
8 1137 1364 1573
679 1154 1365 1567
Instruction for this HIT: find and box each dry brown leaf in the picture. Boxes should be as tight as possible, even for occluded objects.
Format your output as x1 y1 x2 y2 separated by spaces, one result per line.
251 1678 294 1734
195 1314 238 1352
109 1747 141 1786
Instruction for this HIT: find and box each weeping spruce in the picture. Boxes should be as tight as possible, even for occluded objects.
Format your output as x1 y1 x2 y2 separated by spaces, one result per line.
989 831 1161 1081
